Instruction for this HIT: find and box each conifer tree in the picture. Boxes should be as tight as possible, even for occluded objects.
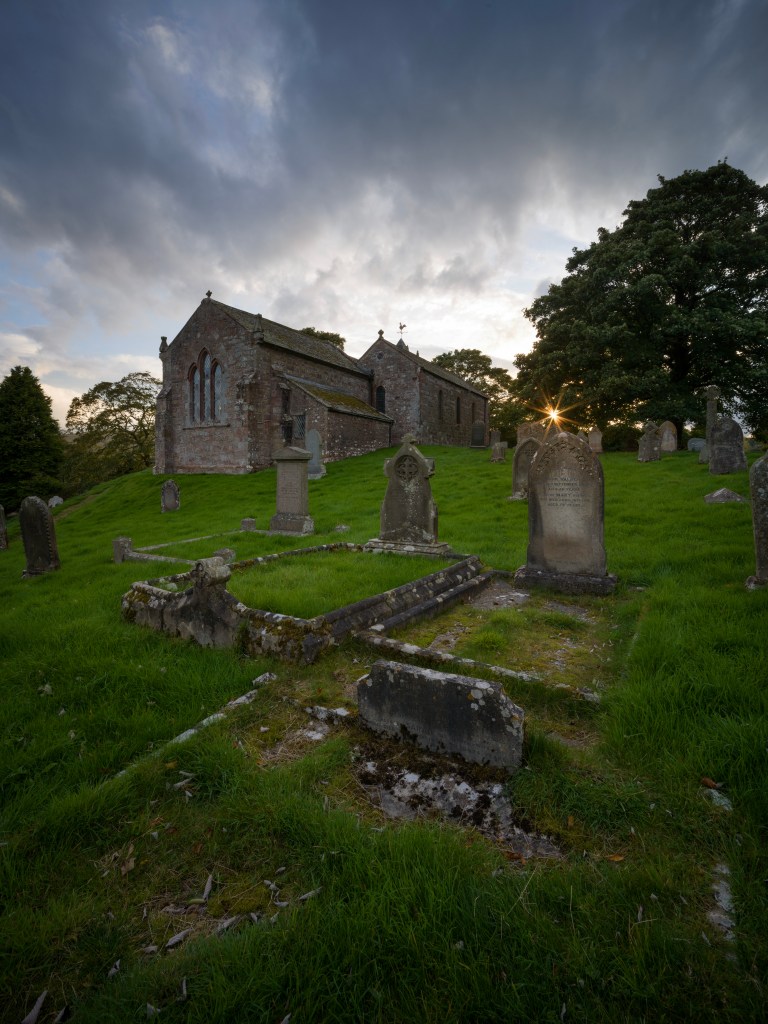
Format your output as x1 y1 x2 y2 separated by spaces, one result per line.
0 365 63 511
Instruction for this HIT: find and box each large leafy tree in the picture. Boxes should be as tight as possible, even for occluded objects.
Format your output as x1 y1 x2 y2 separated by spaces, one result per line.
515 163 768 436
431 348 524 439
0 365 63 511
64 371 160 493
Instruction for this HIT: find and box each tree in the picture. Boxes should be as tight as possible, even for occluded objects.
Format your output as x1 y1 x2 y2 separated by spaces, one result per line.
0 365 63 511
431 349 525 439
301 326 346 349
515 163 768 436
64 371 160 493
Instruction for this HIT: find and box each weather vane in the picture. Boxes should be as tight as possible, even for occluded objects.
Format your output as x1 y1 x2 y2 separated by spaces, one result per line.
398 322 407 338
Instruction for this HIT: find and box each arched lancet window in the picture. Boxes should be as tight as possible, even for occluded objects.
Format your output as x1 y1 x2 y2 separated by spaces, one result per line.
375 385 386 413
189 349 224 423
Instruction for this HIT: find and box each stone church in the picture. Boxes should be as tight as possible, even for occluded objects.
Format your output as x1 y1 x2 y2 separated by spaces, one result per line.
155 293 488 474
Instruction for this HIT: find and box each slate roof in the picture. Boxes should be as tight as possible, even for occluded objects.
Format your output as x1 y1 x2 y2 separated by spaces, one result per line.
371 336 489 398
211 300 365 375
285 376 393 423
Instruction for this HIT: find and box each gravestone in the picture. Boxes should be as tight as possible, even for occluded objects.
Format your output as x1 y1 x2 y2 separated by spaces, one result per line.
490 442 506 463
510 437 541 500
658 421 677 452
113 536 133 562
588 427 603 453
306 428 326 479
517 421 549 445
48 495 64 508
358 660 524 771
19 496 61 577
687 437 706 452
367 436 450 553
709 416 747 475
161 479 180 512
746 452 768 588
0 505 7 550
470 421 486 447
489 429 501 447
514 432 616 594
241 518 257 532
699 385 721 464
270 447 314 534
637 421 661 462
577 430 589 445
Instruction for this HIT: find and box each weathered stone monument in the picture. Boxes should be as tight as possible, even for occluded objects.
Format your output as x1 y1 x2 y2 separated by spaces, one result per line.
306 428 326 479
0 505 7 550
470 421 486 447
577 430 589 445
113 536 133 562
161 479 180 512
699 385 721 464
658 421 677 452
514 432 616 594
746 452 768 589
510 437 541 500
19 496 60 577
517 421 549 445
358 660 524 771
270 447 314 534
367 436 450 553
588 427 603 453
637 421 661 463
490 442 506 463
489 429 501 447
709 416 747 475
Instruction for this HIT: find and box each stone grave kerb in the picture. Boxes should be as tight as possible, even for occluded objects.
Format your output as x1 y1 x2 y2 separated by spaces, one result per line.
270 446 314 534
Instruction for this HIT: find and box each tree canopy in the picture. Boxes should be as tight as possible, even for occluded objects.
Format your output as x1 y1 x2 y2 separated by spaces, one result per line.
514 162 768 436
301 327 346 349
0 365 63 511
64 371 160 493
431 349 524 439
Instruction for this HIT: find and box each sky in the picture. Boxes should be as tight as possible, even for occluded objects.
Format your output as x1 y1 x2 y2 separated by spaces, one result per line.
1 0 766 426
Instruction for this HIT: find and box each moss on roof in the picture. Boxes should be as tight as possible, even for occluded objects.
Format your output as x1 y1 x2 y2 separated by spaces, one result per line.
286 377 392 422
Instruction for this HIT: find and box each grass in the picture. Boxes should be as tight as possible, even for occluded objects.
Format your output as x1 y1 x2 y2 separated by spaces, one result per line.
1 444 767 1022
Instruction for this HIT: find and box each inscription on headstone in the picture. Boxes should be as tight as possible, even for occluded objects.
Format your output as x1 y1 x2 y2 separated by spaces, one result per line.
161 479 180 513
510 437 541 500
637 421 661 463
514 432 616 594
746 452 768 588
270 447 314 534
19 496 61 577
658 421 677 452
306 428 326 479
709 416 747 475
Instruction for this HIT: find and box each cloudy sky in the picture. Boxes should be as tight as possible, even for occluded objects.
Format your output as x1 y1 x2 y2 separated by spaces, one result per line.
1 0 766 424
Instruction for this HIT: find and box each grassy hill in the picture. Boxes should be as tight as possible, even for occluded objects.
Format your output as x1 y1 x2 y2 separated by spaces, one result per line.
1 445 766 1022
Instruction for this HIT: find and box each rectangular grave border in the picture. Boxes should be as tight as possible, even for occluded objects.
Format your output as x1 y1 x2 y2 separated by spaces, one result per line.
122 542 489 663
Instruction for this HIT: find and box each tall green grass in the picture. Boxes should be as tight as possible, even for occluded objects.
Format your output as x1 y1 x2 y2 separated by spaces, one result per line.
1 446 766 1022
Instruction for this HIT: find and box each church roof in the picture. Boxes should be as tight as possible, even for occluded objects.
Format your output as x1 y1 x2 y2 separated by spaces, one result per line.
366 334 489 398
211 299 365 375
285 376 393 423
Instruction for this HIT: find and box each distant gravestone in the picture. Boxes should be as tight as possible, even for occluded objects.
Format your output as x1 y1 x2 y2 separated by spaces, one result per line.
577 430 589 445
19 496 60 578
470 421 486 447
699 385 721 464
0 505 7 550
588 427 603 453
358 660 524 771
306 428 326 479
489 429 501 447
113 536 133 562
270 447 314 534
48 495 63 508
514 432 616 594
510 437 541 500
490 442 506 463
746 452 768 588
241 518 257 532
517 421 548 445
161 479 180 512
659 421 677 452
637 421 661 463
367 436 449 553
688 438 706 452
709 416 747 475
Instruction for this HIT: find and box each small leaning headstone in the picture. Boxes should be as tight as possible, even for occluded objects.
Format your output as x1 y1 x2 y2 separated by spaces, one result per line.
490 442 506 463
658 421 677 452
637 421 661 462
306 428 326 479
709 416 747 475
270 447 314 534
510 437 541 500
588 427 603 453
0 504 7 550
514 432 616 594
161 479 180 513
746 452 768 589
19 496 61 577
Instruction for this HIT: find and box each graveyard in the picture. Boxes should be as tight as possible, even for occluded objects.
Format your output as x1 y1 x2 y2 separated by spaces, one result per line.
2 441 767 1023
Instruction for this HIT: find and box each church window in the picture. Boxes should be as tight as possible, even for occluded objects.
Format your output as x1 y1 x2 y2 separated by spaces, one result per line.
213 363 224 419
189 350 224 423
375 385 386 413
